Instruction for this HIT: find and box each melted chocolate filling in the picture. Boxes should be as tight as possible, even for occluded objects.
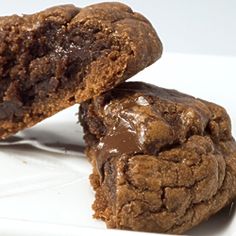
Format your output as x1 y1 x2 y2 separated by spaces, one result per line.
81 82 215 181
0 14 119 122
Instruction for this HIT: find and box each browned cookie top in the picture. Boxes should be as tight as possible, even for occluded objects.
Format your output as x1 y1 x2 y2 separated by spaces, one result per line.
0 3 162 139
80 82 236 234
80 82 232 174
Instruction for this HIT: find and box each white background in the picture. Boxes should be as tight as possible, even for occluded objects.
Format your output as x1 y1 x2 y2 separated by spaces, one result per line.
1 0 236 56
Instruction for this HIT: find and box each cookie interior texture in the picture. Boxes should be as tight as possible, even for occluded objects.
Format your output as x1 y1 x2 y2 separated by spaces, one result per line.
0 3 162 139
79 82 236 234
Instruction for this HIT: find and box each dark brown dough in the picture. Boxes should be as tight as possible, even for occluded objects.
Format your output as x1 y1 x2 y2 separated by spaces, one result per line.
79 82 236 234
0 3 162 139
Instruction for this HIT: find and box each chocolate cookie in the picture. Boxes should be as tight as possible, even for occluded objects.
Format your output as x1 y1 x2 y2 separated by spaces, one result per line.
0 3 162 139
79 82 236 234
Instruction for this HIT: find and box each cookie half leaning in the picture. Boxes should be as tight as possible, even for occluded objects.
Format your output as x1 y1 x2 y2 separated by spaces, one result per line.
79 82 236 234
0 3 162 139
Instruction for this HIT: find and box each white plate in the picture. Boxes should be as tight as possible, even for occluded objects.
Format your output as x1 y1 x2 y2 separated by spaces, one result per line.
0 53 235 236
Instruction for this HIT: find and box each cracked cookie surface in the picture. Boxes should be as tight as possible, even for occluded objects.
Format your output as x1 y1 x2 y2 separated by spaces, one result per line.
0 3 162 139
79 82 236 234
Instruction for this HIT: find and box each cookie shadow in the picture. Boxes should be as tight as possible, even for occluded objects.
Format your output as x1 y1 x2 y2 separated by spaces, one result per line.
187 202 235 236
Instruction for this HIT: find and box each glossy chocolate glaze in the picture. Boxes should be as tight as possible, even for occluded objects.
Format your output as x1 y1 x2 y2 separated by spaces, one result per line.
95 115 144 176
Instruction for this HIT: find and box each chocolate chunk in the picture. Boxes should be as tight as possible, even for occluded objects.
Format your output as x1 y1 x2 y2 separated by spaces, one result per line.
79 82 236 234
0 3 162 139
